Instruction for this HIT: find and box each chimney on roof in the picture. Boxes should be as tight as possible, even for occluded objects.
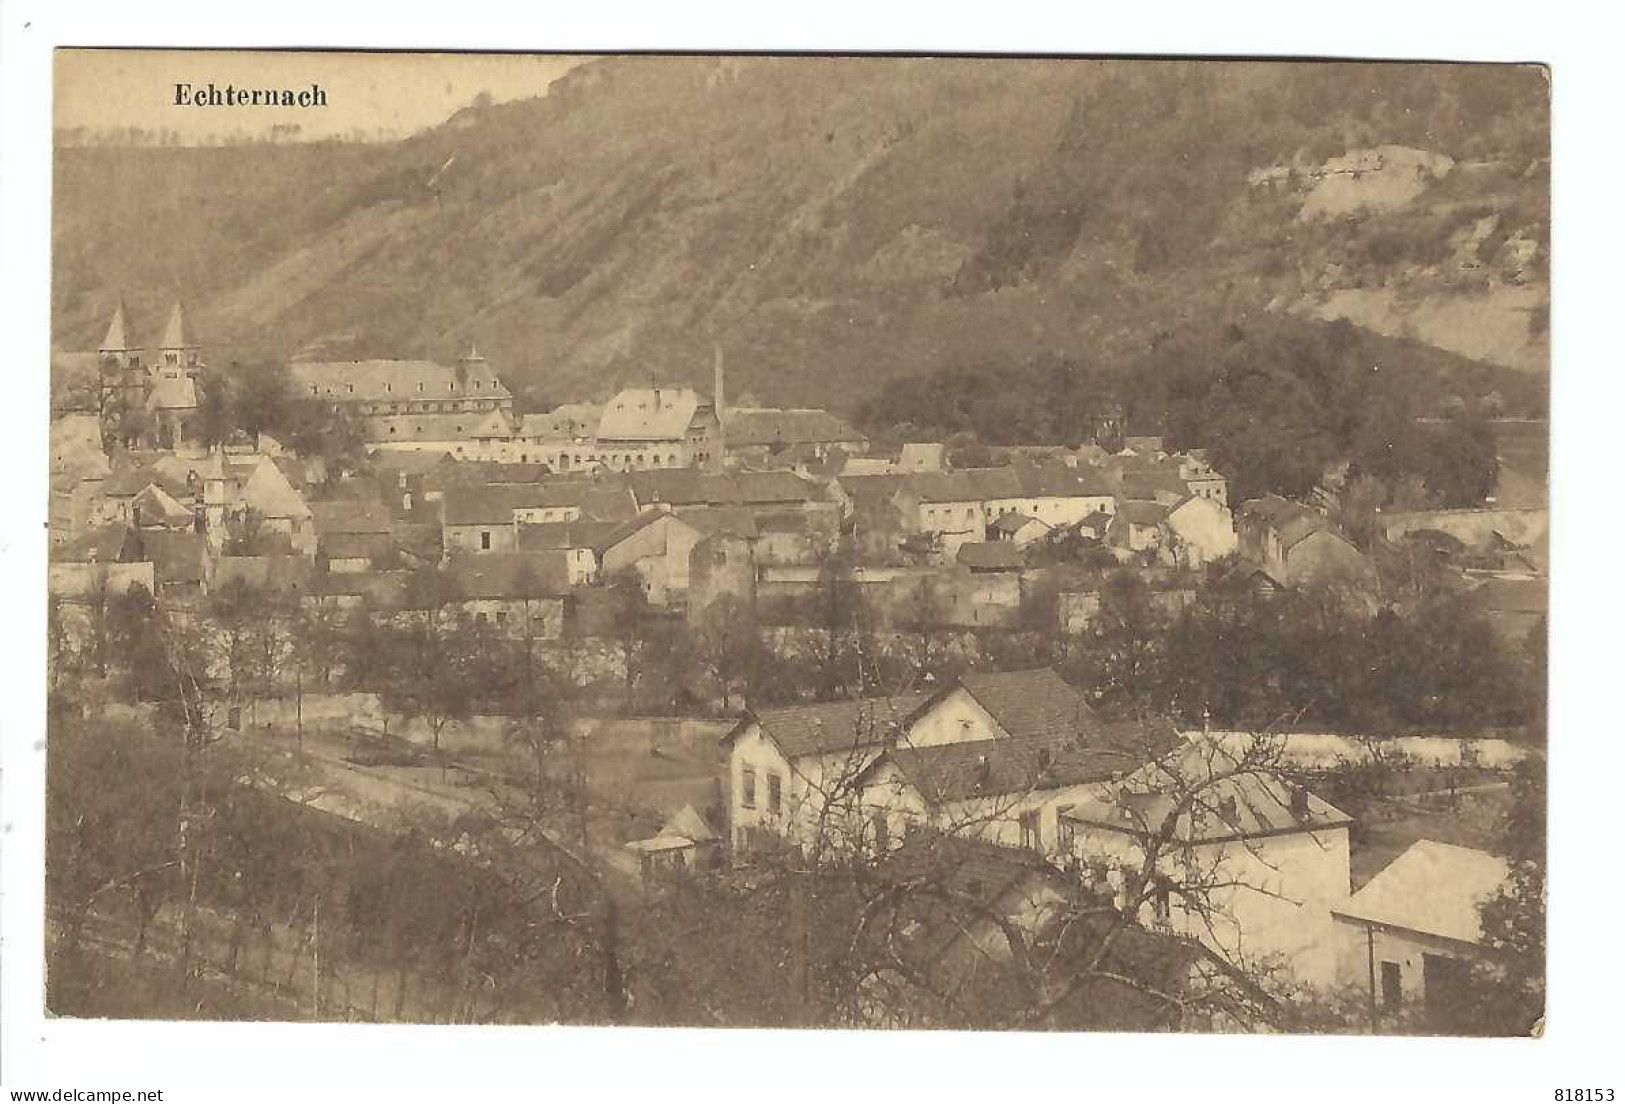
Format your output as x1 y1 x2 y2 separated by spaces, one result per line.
1218 794 1238 822
1289 786 1310 820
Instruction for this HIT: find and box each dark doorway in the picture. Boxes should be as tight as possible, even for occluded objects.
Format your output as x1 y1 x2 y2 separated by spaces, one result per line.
1380 960 1403 1008
1424 952 1471 1019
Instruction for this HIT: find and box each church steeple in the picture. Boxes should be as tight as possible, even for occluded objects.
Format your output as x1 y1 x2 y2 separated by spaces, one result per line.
157 300 202 376
98 299 142 372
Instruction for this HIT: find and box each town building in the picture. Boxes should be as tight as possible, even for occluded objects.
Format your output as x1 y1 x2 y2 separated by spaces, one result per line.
1331 839 1510 1017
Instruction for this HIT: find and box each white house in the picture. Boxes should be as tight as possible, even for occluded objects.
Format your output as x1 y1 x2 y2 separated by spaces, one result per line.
1059 738 1353 987
1164 494 1238 568
1331 839 1510 1017
723 694 929 857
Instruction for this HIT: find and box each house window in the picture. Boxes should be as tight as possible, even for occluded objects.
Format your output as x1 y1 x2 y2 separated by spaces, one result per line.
871 811 890 852
347 383 355 394
416 382 425 393
767 774 782 815
480 530 492 550
1019 810 1040 851
1152 880 1172 924
741 767 757 809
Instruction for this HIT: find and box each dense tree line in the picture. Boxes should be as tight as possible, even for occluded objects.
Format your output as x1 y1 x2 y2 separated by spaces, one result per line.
859 316 1506 507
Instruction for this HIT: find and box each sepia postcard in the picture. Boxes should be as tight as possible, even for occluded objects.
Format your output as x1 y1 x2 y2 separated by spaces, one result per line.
42 49 1548 1038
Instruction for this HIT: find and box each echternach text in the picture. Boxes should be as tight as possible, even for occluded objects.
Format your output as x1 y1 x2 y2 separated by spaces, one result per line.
174 82 328 108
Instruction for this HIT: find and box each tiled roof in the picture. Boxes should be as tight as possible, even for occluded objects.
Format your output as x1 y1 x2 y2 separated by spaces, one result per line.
956 541 1025 571
883 731 1153 805
517 404 602 440
320 532 394 562
723 407 867 448
142 530 207 585
362 410 513 444
290 359 511 404
730 470 820 505
516 520 625 553
309 499 394 535
734 694 928 760
441 481 623 526
443 551 571 599
598 387 707 442
1333 840 1510 944
52 523 135 565
683 507 760 540
145 374 199 411
1062 738 1352 843
131 483 194 528
1115 499 1171 527
310 569 411 608
241 458 311 521
627 469 713 506
954 668 1098 740
836 473 906 503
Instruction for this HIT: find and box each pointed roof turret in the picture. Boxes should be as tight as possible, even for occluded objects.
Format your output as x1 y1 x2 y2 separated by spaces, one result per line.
159 301 197 352
459 339 485 365
100 301 131 353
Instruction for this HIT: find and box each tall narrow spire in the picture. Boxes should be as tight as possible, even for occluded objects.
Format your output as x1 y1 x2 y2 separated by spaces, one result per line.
159 300 194 352
100 301 129 352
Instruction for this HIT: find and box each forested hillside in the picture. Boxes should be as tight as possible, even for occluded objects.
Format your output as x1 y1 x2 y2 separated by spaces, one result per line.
53 58 1548 414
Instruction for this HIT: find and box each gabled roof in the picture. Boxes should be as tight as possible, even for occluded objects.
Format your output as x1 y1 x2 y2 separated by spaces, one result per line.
729 694 929 760
145 373 199 411
309 499 395 536
290 359 511 404
1239 494 1326 550
1115 499 1172 527
730 470 820 505
956 541 1025 572
142 530 208 586
443 551 571 600
362 411 513 444
1333 840 1510 944
1062 738 1351 843
516 520 625 553
722 407 867 448
662 804 719 843
683 506 760 540
595 508 696 555
52 523 137 565
880 731 1154 806
518 404 602 440
320 532 394 562
598 387 707 442
441 480 619 526
131 483 194 528
240 458 311 521
951 668 1099 741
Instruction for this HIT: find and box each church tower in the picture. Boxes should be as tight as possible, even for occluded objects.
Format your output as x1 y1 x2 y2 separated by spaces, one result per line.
97 300 143 373
156 300 203 378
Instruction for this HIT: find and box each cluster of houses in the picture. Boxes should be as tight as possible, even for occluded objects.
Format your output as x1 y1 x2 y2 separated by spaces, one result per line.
50 303 1552 654
719 664 1515 1019
46 304 1538 1029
